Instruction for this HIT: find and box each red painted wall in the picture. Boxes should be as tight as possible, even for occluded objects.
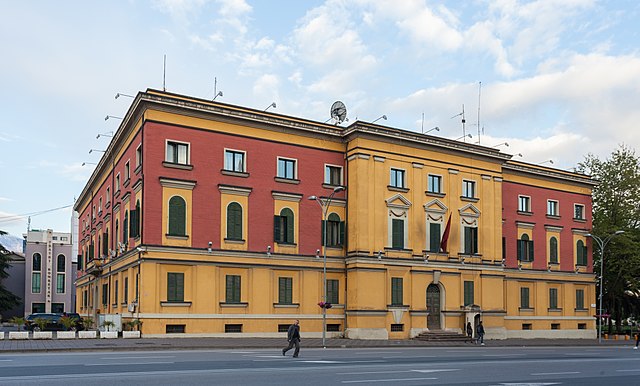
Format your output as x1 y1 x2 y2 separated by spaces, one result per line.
502 180 593 272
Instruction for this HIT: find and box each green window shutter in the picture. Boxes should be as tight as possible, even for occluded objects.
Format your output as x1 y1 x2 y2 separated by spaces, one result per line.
472 227 478 254
550 288 557 309
327 279 339 304
517 239 523 261
391 277 403 305
285 211 294 243
520 287 529 308
168 273 175 301
168 196 186 236
528 240 534 261
464 227 472 254
273 215 281 242
278 277 292 304
392 219 404 249
226 275 241 303
464 281 474 306
429 223 441 252
123 211 129 243
339 221 345 246
321 220 326 246
583 245 588 265
227 203 242 240
576 289 584 309
550 237 558 263
176 273 184 302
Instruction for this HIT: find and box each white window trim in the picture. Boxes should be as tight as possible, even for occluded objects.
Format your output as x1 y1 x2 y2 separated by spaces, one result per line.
165 139 191 164
115 173 121 192
324 163 343 185
462 179 476 198
136 144 142 168
224 148 247 172
56 273 66 294
574 203 585 219
427 174 443 193
276 156 298 179
390 167 406 188
106 187 110 203
518 195 531 212
125 160 130 180
547 199 559 216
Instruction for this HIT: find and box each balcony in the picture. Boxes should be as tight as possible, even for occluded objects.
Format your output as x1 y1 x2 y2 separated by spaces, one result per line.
86 258 105 276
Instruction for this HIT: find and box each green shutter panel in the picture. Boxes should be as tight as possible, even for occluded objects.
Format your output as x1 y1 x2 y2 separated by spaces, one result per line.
286 214 294 243
177 273 184 302
274 216 281 242
339 221 345 246
464 227 471 254
234 206 242 239
583 245 588 265
429 223 441 252
278 278 285 303
529 240 534 261
321 220 326 246
225 276 232 303
472 227 478 254
167 273 175 301
517 240 523 260
392 219 404 249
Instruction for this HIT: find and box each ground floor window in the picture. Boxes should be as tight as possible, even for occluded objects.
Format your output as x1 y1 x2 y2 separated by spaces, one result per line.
31 303 45 313
52 303 64 313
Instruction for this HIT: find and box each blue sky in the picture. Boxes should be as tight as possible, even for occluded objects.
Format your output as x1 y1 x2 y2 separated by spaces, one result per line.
1 0 640 237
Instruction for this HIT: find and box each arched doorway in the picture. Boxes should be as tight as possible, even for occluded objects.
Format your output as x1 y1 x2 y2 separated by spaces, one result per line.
426 284 441 330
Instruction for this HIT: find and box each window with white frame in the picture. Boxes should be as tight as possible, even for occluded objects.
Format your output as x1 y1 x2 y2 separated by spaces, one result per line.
574 204 585 220
462 180 476 198
324 165 342 186
390 168 405 188
277 157 297 179
125 160 130 181
547 200 559 216
224 149 245 172
106 187 110 203
518 195 531 212
115 174 120 192
166 141 189 165
136 144 142 168
98 198 102 214
427 174 442 194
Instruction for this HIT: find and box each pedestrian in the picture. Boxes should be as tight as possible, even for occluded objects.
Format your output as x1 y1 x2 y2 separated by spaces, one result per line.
476 321 485 346
282 319 301 358
466 321 473 343
635 324 640 350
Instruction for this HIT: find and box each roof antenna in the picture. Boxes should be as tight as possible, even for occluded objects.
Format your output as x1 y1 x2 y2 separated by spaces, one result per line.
163 54 167 92
421 112 424 133
477 81 482 144
451 104 466 142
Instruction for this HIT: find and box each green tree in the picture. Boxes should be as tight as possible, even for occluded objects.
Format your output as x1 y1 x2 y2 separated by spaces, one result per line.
578 145 640 333
0 230 23 315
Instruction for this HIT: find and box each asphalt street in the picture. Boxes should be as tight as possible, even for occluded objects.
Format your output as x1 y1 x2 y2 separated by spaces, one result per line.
1 345 639 385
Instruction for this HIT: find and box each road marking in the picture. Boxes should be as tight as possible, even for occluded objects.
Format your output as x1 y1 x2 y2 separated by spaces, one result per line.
354 351 402 355
84 361 175 366
342 377 437 383
100 356 175 360
412 369 459 374
232 351 257 354
616 369 640 372
302 360 343 363
497 383 560 386
0 360 13 362
531 371 580 376
483 354 526 357
383 355 436 359
338 370 412 375
254 355 285 358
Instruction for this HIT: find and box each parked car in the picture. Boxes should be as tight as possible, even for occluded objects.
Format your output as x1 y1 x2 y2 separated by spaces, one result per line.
24 313 85 332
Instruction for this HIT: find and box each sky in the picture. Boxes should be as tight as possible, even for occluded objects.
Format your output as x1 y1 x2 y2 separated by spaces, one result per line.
1 0 640 238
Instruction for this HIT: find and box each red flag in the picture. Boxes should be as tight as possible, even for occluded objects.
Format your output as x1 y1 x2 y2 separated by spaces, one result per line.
440 213 452 253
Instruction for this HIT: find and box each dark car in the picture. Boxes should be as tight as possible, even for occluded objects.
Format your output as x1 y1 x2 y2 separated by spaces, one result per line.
24 313 85 332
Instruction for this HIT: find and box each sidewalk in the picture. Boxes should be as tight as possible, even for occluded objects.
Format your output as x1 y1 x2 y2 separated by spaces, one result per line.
0 336 634 353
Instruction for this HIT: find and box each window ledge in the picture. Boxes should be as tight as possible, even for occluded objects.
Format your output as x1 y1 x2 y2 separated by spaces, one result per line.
546 214 561 220
458 253 482 258
274 177 300 184
224 238 245 244
163 161 193 170
548 308 563 312
161 301 192 307
575 308 589 312
460 196 479 202
220 302 248 308
518 307 535 312
575 263 587 267
166 234 189 240
573 218 587 223
387 305 410 309
322 183 345 190
326 245 343 250
221 169 249 178
517 210 533 216
276 242 297 247
548 261 559 265
123 178 131 188
134 164 142 175
425 191 445 198
273 303 300 308
387 185 409 193
121 302 128 306
114 190 121 199
384 247 412 253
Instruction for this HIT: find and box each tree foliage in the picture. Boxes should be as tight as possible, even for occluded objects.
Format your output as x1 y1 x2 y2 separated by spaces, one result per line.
0 230 23 315
578 145 640 331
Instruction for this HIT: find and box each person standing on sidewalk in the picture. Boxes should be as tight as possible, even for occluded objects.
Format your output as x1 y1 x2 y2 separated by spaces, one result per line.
476 321 485 346
466 322 473 343
282 319 301 357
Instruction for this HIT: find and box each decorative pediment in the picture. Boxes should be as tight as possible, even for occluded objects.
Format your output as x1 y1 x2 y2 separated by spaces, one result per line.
459 203 480 218
386 193 411 210
424 199 448 214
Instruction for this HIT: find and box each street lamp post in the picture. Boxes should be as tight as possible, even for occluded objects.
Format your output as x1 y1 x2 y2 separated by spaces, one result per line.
586 230 624 343
309 186 345 348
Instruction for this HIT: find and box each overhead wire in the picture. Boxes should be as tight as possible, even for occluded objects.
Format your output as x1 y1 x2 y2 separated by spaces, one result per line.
0 204 74 223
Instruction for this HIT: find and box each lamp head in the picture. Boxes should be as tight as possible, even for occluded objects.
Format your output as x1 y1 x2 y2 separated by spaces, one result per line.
333 186 345 193
615 230 625 235
308 195 318 201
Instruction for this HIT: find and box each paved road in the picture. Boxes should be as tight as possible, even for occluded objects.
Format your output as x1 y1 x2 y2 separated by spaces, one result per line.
1 346 639 385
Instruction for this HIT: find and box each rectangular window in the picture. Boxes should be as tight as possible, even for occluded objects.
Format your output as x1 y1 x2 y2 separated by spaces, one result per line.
464 281 474 306
390 168 405 188
102 283 109 306
32 303 45 313
547 200 559 216
32 272 41 293
125 161 130 181
278 277 293 305
167 272 184 302
549 288 558 309
390 324 404 332
278 324 290 332
277 158 296 179
429 222 441 252
98 198 102 214
114 279 118 305
391 277 403 306
427 174 442 193
56 273 65 294
464 226 478 254
327 279 339 304
106 187 110 203
518 196 531 212
124 277 129 303
462 180 476 198
578 323 586 330
83 290 88 308
166 324 186 333
325 165 342 185
226 275 241 303
224 149 245 172
576 289 585 310
577 241 588 266
136 144 142 168
391 218 404 249
522 323 532 330
551 323 560 330
327 324 341 332
225 324 243 333
115 174 120 192
574 204 585 220
166 141 189 165
517 237 535 262
520 287 530 309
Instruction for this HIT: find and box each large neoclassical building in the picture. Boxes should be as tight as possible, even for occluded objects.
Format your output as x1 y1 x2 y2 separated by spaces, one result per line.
74 89 595 339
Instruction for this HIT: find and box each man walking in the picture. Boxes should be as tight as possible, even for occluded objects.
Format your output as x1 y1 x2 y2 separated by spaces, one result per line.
476 321 485 346
282 319 301 358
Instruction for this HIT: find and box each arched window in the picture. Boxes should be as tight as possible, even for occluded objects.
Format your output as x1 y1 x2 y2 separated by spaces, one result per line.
123 210 129 245
57 254 65 272
274 208 294 243
576 240 587 266
549 237 558 263
517 234 534 262
32 253 42 271
168 196 187 236
226 202 243 240
324 213 344 247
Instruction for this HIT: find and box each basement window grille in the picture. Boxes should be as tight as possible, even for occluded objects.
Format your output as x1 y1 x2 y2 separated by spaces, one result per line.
391 324 404 332
225 324 243 333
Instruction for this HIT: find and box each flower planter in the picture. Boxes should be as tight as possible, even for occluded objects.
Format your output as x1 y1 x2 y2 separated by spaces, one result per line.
123 331 141 339
9 331 29 340
33 331 53 340
78 330 97 339
56 331 76 339
100 331 118 339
